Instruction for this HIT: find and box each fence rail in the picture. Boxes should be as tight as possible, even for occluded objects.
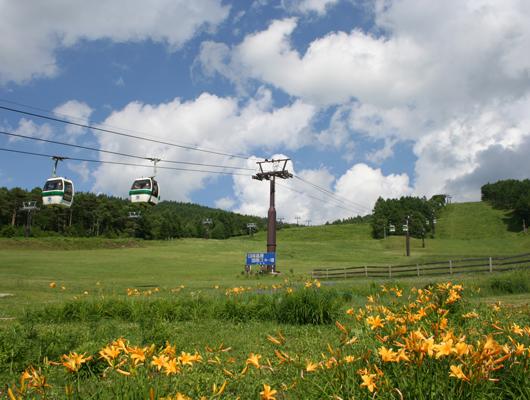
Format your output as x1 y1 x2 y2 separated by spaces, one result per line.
311 253 530 280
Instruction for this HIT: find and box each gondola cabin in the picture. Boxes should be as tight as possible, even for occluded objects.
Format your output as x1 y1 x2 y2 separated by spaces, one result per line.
42 177 74 208
129 177 160 205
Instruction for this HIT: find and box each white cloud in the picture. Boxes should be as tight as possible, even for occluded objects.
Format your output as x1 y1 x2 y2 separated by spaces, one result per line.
67 161 90 183
282 0 340 15
214 196 236 210
335 163 412 209
6 119 53 142
199 1 530 200
444 135 530 201
91 90 316 201
53 100 93 137
0 0 230 84
233 157 411 224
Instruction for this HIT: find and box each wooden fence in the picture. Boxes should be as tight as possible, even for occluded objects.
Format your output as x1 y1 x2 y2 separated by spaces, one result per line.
311 253 530 280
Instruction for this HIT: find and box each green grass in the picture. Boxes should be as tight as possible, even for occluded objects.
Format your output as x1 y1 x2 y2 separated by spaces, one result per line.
1 202 530 398
1 202 529 319
436 202 523 239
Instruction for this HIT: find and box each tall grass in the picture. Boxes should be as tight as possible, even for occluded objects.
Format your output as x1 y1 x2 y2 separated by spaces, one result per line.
23 288 342 326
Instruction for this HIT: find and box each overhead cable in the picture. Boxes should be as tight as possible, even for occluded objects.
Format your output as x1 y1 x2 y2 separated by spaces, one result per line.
0 130 253 171
293 175 372 213
276 181 362 215
0 104 251 160
0 147 252 177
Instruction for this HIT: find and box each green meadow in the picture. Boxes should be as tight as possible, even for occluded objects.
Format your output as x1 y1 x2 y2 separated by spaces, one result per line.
0 202 529 399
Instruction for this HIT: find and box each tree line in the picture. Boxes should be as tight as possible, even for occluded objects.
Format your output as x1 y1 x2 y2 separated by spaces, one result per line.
370 195 446 239
0 187 268 239
482 179 530 224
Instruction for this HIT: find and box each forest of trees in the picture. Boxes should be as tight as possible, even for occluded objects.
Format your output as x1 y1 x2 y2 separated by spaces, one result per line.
370 195 446 239
482 179 530 223
0 187 268 240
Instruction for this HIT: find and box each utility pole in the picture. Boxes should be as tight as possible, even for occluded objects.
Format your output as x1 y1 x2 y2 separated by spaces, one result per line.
523 219 528 234
306 219 311 226
21 201 38 238
252 158 293 272
383 225 387 239
295 216 301 226
421 227 425 248
404 215 410 257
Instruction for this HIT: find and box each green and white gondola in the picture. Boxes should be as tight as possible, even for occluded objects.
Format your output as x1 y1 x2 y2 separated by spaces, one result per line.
42 177 74 208
129 177 160 205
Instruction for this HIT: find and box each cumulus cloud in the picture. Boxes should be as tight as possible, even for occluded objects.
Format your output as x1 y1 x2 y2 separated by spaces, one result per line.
6 119 53 142
0 0 230 84
53 100 93 137
233 157 411 224
445 136 530 201
91 90 316 201
199 1 530 200
67 161 90 183
282 0 340 15
214 196 236 210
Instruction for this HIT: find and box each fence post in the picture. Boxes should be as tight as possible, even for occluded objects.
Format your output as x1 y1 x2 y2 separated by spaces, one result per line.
449 260 453 274
326 268 329 279
489 257 493 273
416 264 420 277
344 268 347 279
364 265 368 278
388 265 392 279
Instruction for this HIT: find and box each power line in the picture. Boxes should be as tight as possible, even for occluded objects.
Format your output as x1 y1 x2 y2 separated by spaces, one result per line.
0 104 252 160
294 175 371 211
0 147 252 177
292 175 371 214
276 181 362 215
0 130 254 171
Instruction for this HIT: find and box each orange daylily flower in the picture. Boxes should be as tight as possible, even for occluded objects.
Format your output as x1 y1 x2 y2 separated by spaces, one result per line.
366 315 385 330
246 353 262 369
449 365 469 381
360 373 377 393
260 384 278 400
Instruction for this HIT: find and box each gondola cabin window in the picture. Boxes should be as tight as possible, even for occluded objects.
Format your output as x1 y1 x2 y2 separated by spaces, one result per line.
44 179 63 191
132 179 151 190
63 181 73 202
152 180 159 197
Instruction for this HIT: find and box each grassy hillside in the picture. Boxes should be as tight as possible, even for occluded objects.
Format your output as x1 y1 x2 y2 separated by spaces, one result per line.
1 201 529 317
1 202 529 399
436 202 522 239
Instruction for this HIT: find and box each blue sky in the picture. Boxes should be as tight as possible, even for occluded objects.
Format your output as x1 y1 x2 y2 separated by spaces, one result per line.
1 0 530 223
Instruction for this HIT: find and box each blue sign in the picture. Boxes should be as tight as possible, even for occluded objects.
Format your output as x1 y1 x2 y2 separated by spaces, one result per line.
246 252 276 266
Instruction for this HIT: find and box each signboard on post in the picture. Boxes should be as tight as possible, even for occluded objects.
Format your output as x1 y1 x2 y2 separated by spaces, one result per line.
246 252 275 266
245 252 276 273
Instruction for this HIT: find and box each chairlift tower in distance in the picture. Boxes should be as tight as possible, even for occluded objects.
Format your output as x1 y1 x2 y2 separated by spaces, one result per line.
21 201 38 237
404 216 410 257
246 222 257 237
252 158 293 272
202 218 213 239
